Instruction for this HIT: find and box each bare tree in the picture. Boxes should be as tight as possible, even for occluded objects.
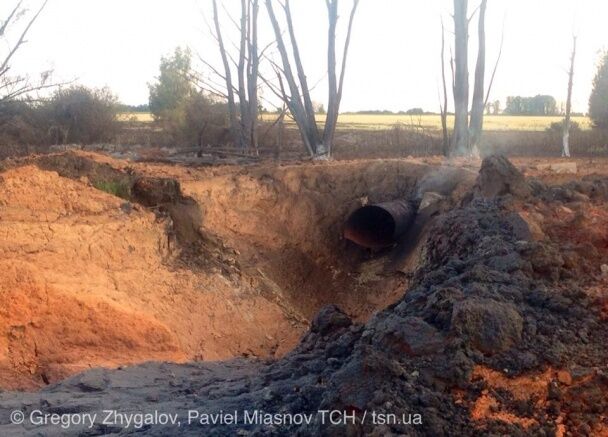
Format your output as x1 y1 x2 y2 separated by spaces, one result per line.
450 0 502 157
323 0 359 154
0 0 55 104
562 35 576 158
483 19 504 112
439 19 450 156
452 0 469 156
246 0 260 151
265 0 360 158
468 0 487 154
207 0 260 152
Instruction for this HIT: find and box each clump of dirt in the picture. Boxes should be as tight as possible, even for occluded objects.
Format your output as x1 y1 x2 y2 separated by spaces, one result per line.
472 154 531 199
1 155 606 436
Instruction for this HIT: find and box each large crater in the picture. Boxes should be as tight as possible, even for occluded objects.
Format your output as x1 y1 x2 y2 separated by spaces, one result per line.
0 152 472 390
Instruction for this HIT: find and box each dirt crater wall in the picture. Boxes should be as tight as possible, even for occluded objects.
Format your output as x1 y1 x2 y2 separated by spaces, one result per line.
0 152 474 390
180 160 439 319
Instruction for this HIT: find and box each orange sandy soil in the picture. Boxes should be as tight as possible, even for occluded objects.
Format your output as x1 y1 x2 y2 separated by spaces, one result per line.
0 165 305 390
463 365 608 436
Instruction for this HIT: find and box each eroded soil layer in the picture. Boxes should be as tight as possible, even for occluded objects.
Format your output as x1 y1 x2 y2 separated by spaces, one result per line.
0 155 607 435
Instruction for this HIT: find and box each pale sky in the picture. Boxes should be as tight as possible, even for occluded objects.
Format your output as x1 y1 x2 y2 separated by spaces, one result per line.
4 0 608 113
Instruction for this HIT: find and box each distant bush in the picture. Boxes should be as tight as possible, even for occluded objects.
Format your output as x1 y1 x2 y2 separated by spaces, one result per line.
404 107 424 115
44 86 120 145
0 86 120 147
546 120 581 133
163 92 229 146
0 100 47 145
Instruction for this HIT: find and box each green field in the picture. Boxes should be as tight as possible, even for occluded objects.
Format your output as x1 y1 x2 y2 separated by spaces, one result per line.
120 112 591 132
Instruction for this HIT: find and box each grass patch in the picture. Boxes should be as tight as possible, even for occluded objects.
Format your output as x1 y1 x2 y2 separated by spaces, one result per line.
93 180 132 200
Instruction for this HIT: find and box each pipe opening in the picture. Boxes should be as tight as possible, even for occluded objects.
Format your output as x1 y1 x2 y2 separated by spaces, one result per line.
344 205 397 249
344 200 417 249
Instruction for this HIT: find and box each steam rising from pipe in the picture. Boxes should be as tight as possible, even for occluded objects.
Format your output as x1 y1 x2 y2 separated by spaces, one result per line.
415 166 463 201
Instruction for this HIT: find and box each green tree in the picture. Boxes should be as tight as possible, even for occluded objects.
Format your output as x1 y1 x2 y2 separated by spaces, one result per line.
149 47 229 146
149 47 195 118
589 52 608 128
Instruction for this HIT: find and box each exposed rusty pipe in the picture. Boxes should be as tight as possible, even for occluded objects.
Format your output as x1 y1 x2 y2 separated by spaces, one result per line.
343 200 417 249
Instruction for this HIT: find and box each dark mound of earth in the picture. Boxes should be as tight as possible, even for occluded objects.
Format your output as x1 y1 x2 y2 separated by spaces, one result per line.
1 155 607 436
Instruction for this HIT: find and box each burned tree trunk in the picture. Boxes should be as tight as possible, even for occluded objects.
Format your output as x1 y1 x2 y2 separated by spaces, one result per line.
323 0 339 157
563 35 576 158
237 0 251 150
323 0 360 156
209 0 259 152
212 0 241 149
247 0 260 152
265 0 359 158
284 0 321 150
439 19 450 156
452 0 470 156
265 0 316 156
469 0 487 155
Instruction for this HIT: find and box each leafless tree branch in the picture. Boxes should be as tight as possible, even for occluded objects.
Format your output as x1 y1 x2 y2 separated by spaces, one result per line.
1 0 49 75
